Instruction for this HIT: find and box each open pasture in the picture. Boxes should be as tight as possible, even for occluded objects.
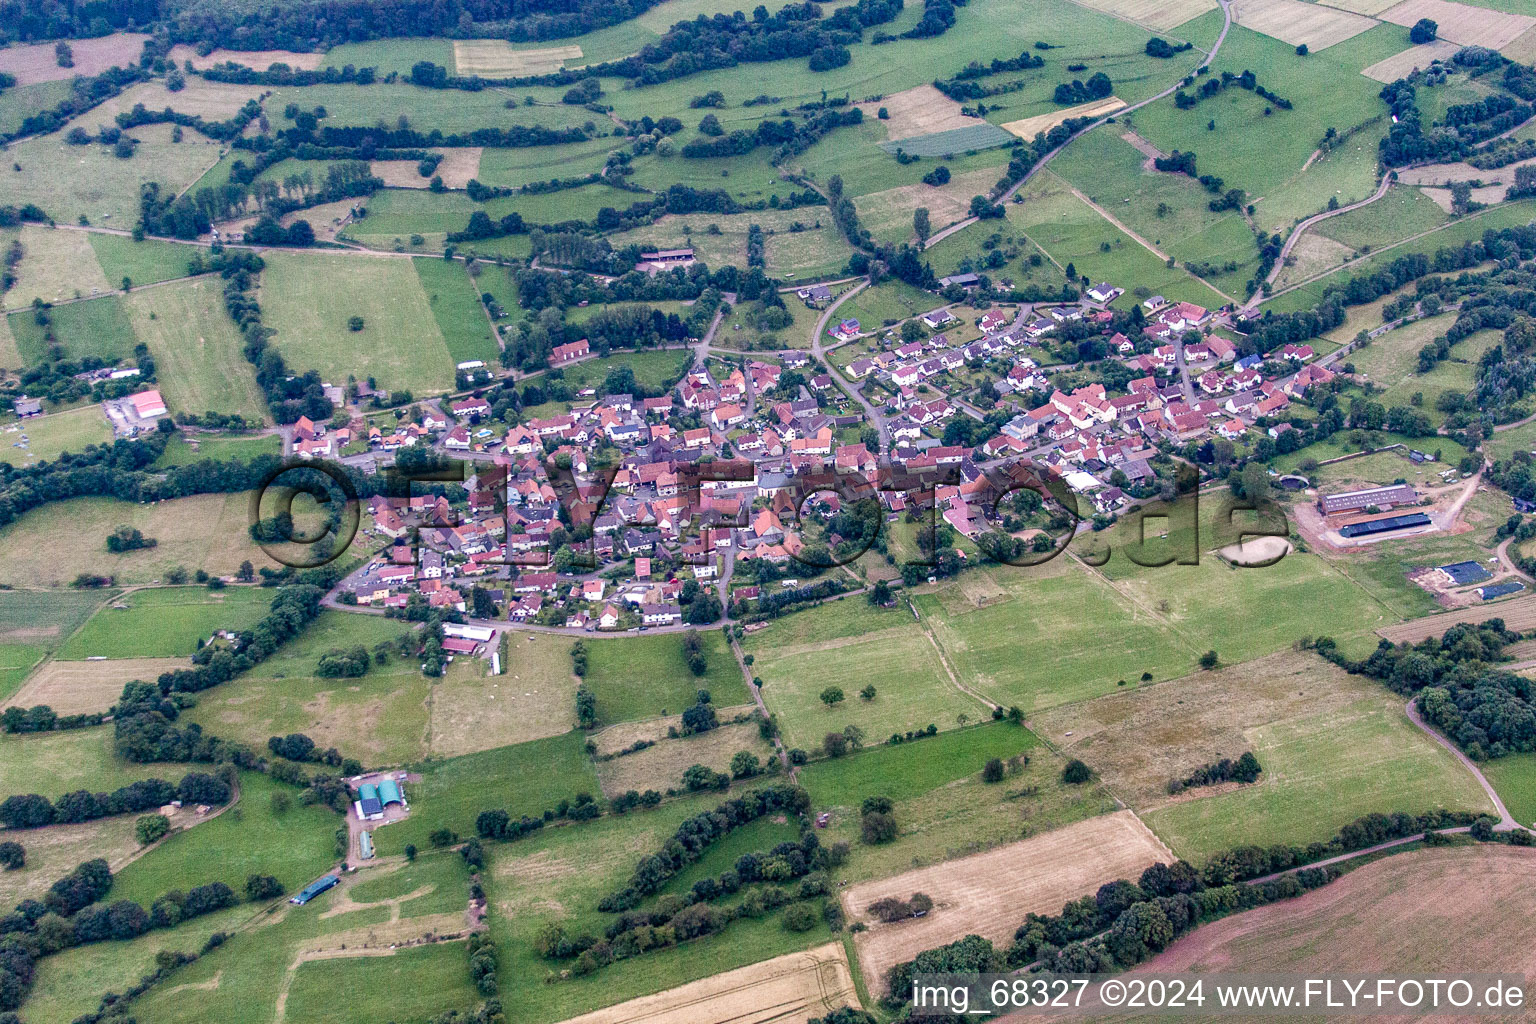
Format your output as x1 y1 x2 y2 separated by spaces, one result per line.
1378 0 1536 49
260 251 456 394
268 82 583 135
3 224 111 311
428 632 577 755
57 585 271 660
453 39 583 75
372 147 481 189
556 943 860 1024
844 811 1171 993
1000 96 1126 142
0 814 141 908
1312 182 1448 251
414 256 500 366
9 292 138 366
5 122 221 228
474 136 620 188
483 786 837 1024
797 720 1121 882
915 562 1201 712
2 657 190 716
1061 0 1218 31
0 406 114 468
184 611 425 766
152 432 282 467
0 492 273 587
594 719 776 798
1230 0 1380 50
370 731 600 856
853 167 1007 245
88 234 199 289
1125 23 1400 208
109 770 340 907
1008 174 1229 307
579 631 747 726
85 78 265 124
1119 846 1536 1000
0 724 182 800
754 623 987 751
283 942 481 1024
0 644 43 704
0 589 107 648
1032 650 1494 860
125 277 270 423
0 34 148 85
1360 37 1463 80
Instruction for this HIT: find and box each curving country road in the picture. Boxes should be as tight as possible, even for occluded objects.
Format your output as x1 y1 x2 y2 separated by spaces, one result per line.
1405 695 1518 829
1243 174 1394 312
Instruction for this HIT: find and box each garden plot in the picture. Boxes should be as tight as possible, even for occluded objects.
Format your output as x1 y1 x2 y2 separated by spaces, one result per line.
372 148 482 188
556 943 860 1024
1378 0 1536 49
861 84 977 142
1360 38 1463 82
0 34 148 85
1063 0 1218 31
1230 0 1380 50
843 811 1172 994
1001 96 1126 141
453 40 582 75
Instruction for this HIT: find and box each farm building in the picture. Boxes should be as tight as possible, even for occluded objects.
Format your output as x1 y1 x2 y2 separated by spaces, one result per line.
355 783 384 820
1318 484 1418 517
1480 581 1527 601
1437 560 1493 586
1338 512 1432 538
291 874 339 905
379 778 406 808
130 389 167 418
359 831 375 860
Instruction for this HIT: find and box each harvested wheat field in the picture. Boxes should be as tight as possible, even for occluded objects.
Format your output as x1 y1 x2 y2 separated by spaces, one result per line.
0 34 148 86
1231 0 1379 50
165 45 325 71
2 657 189 715
1504 24 1536 63
1065 0 1217 32
1076 846 1536 1024
861 85 977 142
453 40 582 76
1361 38 1463 82
85 79 268 124
373 148 482 189
853 167 1009 242
1378 594 1536 642
1002 97 1126 142
1316 0 1402 14
1379 0 1536 49
555 943 859 1024
842 811 1172 994
1273 231 1354 289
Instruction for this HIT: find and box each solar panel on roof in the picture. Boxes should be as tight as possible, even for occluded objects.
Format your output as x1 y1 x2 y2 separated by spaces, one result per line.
1440 560 1492 586
1479 581 1526 601
1338 513 1431 538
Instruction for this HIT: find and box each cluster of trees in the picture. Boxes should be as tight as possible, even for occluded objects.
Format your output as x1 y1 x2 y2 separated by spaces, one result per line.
1168 751 1262 795
0 64 146 144
597 784 810 911
859 795 897 844
105 524 156 553
1318 622 1536 760
681 689 719 735
1379 70 1534 165
575 683 597 729
868 892 933 922
265 732 353 771
0 772 229 829
1174 69 1291 111
1145 37 1193 58
314 645 371 678
932 50 1045 100
681 629 709 676
1053 71 1112 105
